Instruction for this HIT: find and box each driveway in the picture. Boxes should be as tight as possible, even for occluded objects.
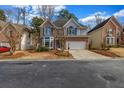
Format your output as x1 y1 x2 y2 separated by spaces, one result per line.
69 50 110 60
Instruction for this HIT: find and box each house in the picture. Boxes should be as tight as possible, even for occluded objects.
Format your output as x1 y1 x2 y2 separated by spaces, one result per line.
0 20 32 51
39 18 88 50
121 27 124 45
88 16 123 49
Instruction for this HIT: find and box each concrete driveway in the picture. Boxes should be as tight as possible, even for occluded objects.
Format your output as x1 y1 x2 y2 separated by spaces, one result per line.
69 50 110 60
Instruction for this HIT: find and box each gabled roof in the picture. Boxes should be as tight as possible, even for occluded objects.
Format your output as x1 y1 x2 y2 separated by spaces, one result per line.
88 16 123 33
63 18 82 28
0 21 31 42
53 18 69 27
53 17 87 29
39 19 58 28
13 24 31 33
88 17 111 33
0 20 31 33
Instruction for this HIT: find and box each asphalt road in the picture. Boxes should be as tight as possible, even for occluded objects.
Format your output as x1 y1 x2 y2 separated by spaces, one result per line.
0 60 124 88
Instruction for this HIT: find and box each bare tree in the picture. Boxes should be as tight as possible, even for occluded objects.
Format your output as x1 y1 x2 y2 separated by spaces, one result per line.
14 6 30 25
17 8 21 24
14 6 22 24
21 7 26 25
38 5 55 20
86 24 92 30
95 14 103 25
20 6 30 25
5 9 13 22
3 25 20 53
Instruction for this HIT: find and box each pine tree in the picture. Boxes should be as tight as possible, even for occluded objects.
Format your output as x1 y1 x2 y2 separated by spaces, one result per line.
0 9 6 21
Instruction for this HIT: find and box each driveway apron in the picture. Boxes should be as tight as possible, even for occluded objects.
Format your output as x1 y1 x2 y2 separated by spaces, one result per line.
69 50 110 60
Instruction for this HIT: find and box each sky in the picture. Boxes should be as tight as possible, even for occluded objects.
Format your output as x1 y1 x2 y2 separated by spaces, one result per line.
0 5 124 27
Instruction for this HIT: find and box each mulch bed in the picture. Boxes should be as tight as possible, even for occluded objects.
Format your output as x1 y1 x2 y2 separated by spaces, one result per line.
0 50 73 59
0 52 26 59
91 50 120 57
51 50 73 58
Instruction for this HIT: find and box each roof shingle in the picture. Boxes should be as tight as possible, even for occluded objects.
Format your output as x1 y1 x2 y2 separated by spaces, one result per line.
53 18 69 27
88 17 111 33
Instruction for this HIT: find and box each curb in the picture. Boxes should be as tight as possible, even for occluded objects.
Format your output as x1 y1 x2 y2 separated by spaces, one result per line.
0 58 124 62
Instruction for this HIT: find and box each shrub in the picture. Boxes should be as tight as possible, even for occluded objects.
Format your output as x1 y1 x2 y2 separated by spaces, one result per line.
55 50 70 57
36 47 49 52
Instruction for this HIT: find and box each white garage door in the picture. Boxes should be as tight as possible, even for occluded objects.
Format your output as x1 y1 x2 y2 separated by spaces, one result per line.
66 41 86 49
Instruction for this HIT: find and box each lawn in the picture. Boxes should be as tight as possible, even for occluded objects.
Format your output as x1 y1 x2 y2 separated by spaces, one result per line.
109 48 124 57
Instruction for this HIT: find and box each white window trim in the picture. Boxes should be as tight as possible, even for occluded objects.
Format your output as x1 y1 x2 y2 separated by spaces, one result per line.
106 36 115 45
43 26 52 36
67 27 77 36
43 37 54 49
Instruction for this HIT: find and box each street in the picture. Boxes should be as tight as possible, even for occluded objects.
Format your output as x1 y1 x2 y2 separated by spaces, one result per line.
0 60 124 88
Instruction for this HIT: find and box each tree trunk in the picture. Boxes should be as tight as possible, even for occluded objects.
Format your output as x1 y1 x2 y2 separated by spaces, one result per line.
35 28 41 50
61 37 65 52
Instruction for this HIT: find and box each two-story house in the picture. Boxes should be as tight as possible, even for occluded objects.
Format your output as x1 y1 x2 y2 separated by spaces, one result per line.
88 16 123 49
39 18 88 50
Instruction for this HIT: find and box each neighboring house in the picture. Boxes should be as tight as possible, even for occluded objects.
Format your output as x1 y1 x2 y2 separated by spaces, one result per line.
39 18 88 50
121 28 124 45
0 20 32 50
88 16 123 49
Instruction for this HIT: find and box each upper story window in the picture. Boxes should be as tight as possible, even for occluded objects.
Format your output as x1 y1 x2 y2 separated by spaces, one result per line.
108 29 112 33
9 30 13 37
107 29 113 36
67 26 77 36
117 32 121 37
43 26 52 36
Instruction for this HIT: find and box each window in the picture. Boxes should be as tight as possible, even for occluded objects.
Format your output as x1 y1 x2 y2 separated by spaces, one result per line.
43 37 54 48
43 26 52 36
107 29 113 36
67 26 77 36
45 41 49 47
45 37 50 39
10 30 13 37
106 37 115 45
108 29 112 33
117 32 120 37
